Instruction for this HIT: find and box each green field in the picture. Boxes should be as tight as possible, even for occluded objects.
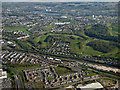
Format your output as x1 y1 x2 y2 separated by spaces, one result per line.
7 63 41 70
5 26 31 34
34 82 44 88
4 23 119 58
54 66 76 76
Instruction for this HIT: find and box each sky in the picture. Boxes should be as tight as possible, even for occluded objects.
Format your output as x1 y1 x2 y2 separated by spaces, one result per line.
1 0 119 2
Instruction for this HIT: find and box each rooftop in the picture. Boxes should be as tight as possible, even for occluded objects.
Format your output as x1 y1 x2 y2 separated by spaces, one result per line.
79 82 103 89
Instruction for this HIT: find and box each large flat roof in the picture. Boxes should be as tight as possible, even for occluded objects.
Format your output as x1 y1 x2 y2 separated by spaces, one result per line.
79 82 103 89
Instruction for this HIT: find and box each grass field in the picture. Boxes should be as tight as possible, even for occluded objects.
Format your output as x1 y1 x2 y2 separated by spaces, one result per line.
54 66 76 76
34 82 44 88
33 32 119 58
8 63 41 70
5 26 31 34
5 24 119 58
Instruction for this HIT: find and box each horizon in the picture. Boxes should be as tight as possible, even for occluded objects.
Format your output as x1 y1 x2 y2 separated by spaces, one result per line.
1 0 119 2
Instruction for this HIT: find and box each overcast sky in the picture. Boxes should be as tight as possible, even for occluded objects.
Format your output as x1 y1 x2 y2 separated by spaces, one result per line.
1 0 119 2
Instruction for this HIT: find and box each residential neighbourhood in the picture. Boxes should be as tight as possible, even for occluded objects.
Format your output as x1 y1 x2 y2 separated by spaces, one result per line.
0 2 119 89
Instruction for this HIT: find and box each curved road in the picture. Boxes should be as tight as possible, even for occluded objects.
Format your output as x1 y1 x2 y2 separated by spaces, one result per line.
11 68 24 89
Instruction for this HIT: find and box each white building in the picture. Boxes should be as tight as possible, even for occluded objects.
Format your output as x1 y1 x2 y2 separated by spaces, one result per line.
0 69 7 89
60 16 67 18
55 22 70 25
78 82 103 89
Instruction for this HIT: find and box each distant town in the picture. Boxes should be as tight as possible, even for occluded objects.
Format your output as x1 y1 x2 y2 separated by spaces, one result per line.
0 2 119 89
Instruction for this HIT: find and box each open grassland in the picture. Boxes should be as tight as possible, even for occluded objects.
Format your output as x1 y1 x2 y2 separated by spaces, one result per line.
54 66 76 76
32 31 119 58
5 26 31 34
34 82 44 88
5 23 119 58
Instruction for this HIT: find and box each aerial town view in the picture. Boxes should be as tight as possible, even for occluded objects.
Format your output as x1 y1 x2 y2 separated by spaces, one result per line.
0 0 120 89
